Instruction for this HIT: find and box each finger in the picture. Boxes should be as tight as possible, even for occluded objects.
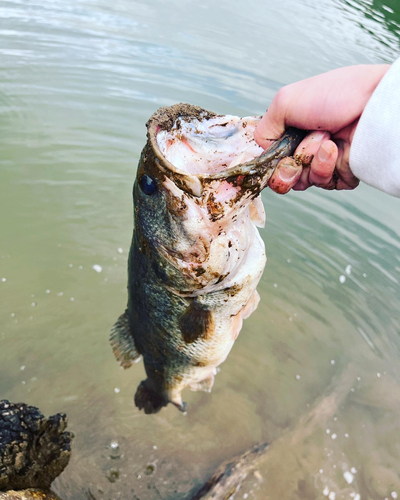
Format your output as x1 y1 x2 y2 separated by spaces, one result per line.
290 131 330 190
336 178 360 190
268 157 302 194
335 139 360 189
294 130 330 156
292 166 311 191
308 140 338 187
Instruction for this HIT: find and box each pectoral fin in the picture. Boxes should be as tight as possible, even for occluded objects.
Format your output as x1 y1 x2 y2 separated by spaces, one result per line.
110 309 141 369
231 290 261 341
249 196 266 228
241 289 260 319
179 301 215 343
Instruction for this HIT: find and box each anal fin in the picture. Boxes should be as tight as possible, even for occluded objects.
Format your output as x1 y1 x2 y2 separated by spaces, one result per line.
179 301 215 344
110 309 141 369
189 373 215 393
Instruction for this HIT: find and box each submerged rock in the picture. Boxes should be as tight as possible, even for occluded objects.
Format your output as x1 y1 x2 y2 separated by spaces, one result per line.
0 400 73 498
189 365 357 499
0 489 61 499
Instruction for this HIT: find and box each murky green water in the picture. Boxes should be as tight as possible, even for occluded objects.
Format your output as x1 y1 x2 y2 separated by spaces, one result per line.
1 0 399 498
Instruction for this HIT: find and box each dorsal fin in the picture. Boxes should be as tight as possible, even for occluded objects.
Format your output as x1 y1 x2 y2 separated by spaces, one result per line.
179 301 215 344
110 309 141 369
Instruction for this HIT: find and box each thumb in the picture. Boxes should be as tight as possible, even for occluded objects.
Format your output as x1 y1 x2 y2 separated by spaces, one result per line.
254 92 287 149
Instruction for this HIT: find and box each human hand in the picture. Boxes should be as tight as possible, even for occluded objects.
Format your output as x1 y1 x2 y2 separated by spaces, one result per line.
254 64 390 194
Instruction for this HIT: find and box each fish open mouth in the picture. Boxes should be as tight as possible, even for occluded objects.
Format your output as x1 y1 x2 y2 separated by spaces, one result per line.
157 113 264 175
146 103 306 197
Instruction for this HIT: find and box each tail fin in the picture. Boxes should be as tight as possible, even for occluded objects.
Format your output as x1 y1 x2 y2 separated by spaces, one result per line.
134 380 168 414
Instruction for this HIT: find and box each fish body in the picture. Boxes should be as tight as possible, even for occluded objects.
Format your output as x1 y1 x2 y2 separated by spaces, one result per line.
111 104 305 413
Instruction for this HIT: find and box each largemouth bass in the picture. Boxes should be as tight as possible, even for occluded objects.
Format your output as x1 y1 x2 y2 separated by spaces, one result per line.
110 103 305 414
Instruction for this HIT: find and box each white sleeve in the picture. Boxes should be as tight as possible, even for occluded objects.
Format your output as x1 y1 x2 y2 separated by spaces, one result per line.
350 57 400 197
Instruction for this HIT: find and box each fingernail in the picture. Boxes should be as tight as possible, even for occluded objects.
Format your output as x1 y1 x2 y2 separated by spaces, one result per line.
309 131 328 142
278 163 301 182
318 143 331 161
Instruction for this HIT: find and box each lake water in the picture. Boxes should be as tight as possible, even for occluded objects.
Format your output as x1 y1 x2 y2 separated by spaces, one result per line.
1 0 400 498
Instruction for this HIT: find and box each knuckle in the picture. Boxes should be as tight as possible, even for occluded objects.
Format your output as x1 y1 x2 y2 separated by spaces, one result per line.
273 86 290 110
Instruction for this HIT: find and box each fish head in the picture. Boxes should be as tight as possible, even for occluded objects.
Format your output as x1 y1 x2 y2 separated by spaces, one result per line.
135 104 301 290
134 145 204 268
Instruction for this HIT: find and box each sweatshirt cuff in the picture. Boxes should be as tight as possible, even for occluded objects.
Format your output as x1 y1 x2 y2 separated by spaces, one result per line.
350 58 400 197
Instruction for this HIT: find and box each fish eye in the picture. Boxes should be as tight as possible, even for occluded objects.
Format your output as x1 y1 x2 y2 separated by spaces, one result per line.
139 174 157 195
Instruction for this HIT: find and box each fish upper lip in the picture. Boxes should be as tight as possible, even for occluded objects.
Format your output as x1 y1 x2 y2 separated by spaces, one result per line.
148 116 308 198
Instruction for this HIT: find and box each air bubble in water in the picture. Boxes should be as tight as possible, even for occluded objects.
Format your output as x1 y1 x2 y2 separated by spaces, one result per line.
343 471 354 484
